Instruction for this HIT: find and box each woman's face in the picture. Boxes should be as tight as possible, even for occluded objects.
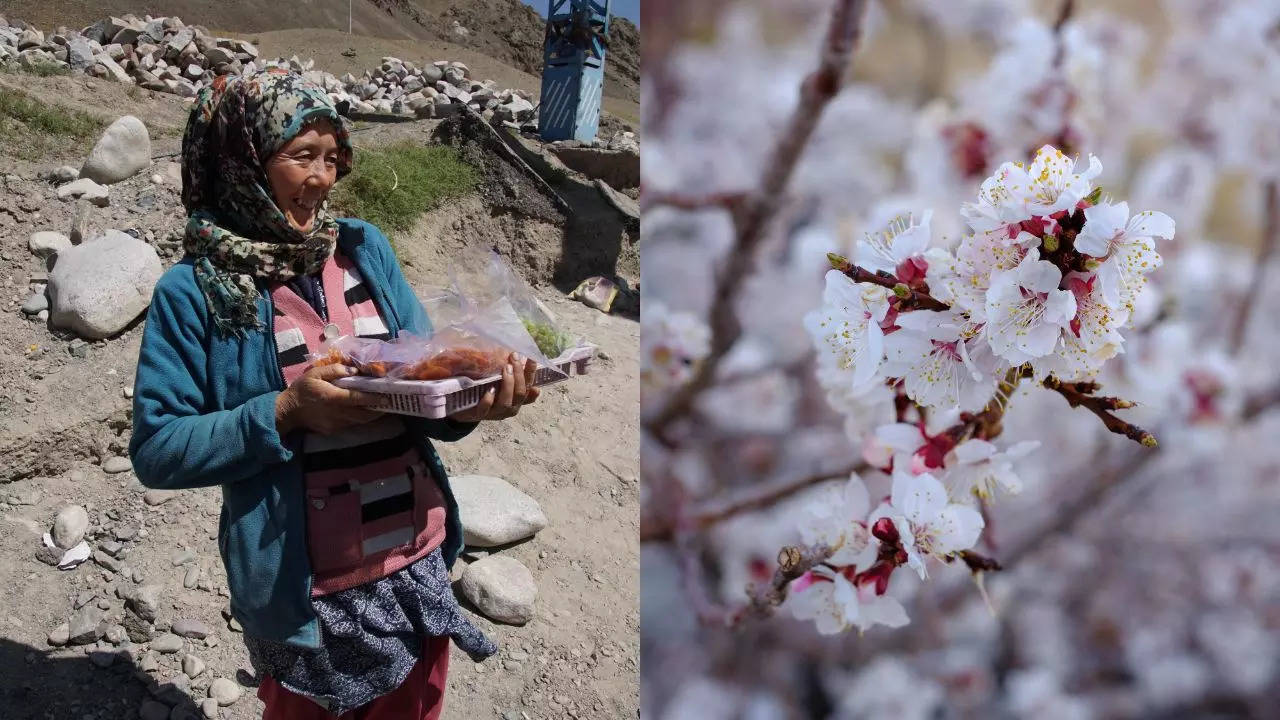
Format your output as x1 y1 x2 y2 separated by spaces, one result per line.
266 119 340 233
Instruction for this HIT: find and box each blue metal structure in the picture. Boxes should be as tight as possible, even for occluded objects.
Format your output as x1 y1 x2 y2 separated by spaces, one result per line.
539 0 611 142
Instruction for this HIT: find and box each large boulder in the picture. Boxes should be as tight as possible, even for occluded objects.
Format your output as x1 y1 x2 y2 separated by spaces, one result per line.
48 230 162 339
66 37 95 71
451 475 548 547
80 116 151 185
458 555 537 624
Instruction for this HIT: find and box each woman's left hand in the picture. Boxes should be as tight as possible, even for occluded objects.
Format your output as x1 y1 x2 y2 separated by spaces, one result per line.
449 353 540 423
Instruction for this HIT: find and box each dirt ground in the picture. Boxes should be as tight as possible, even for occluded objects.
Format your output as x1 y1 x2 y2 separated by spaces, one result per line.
0 70 638 720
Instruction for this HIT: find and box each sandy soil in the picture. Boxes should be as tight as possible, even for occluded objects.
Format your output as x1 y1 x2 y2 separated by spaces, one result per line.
0 71 638 720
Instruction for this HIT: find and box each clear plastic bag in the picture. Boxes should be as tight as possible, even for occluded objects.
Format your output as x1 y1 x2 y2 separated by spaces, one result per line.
309 296 567 382
447 246 581 360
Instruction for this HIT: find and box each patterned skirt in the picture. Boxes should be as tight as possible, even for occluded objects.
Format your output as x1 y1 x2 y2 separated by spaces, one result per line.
243 548 497 715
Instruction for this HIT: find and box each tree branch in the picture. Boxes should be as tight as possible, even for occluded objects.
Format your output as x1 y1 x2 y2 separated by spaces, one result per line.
1042 375 1158 447
736 543 834 624
643 0 871 440
1229 180 1279 352
640 460 866 542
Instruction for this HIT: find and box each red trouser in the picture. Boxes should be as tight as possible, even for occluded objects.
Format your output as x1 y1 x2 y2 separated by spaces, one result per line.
258 635 451 720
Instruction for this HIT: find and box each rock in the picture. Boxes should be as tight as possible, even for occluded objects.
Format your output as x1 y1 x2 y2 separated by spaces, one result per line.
66 37 95 71
49 230 162 339
89 647 118 668
496 97 536 123
451 475 548 546
172 618 210 639
52 504 89 549
204 46 233 65
35 545 63 566
68 606 105 645
145 488 177 506
22 292 49 315
184 565 200 589
47 623 70 647
167 29 195 57
458 555 537 625
80 116 151 185
171 549 196 566
106 624 128 645
139 699 170 720
111 24 142 46
70 202 92 244
36 309 49 322
17 28 44 51
115 523 139 541
56 178 110 206
208 678 241 706
29 231 71 259
17 48 59 71
182 654 206 678
123 609 155 642
93 550 122 573
102 456 132 473
151 633 183 653
421 65 444 84
200 698 220 719
101 539 125 558
125 584 163 622
49 165 80 183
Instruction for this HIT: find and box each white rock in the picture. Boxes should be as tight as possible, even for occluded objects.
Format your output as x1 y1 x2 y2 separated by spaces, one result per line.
458 555 537 624
80 115 151 185
56 178 109 206
200 698 220 719
49 230 161 339
49 165 80 183
52 504 89 550
102 455 132 473
29 231 71 259
92 53 132 83
150 632 183 653
451 475 548 546
208 678 241 706
182 654 206 678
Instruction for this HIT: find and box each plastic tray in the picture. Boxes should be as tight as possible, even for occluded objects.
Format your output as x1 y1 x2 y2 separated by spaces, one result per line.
332 345 595 418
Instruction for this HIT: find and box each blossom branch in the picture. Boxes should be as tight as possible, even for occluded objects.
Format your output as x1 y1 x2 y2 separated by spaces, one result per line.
644 0 871 440
1229 180 1279 352
826 253 952 312
638 185 748 214
737 543 835 624
640 460 866 543
1041 375 1158 447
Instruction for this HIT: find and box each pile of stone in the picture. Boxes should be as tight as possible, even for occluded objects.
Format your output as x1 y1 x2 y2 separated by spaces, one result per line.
0 13 539 124
452 475 549 625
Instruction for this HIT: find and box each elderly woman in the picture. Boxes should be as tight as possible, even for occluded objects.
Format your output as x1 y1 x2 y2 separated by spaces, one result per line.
129 69 534 719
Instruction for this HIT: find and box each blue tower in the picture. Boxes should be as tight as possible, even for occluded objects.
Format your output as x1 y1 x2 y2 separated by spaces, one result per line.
539 0 611 142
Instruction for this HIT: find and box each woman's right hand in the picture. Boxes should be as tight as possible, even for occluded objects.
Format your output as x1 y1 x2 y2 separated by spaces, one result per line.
274 364 385 436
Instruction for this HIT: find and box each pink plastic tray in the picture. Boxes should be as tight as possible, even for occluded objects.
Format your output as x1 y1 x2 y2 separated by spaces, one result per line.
332 345 595 418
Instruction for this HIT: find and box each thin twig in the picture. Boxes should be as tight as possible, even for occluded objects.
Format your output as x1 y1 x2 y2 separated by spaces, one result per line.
737 543 834 624
640 460 866 542
644 0 871 440
1042 375 1158 447
1229 180 1280 352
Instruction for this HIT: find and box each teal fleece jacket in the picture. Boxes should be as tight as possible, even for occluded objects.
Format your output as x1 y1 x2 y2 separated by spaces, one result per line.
128 219 476 649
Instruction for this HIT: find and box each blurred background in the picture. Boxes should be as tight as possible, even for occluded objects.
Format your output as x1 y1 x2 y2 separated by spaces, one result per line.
639 0 1280 718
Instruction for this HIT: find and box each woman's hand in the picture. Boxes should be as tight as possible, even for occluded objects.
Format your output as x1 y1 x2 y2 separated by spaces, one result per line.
449 353 541 423
275 364 385 435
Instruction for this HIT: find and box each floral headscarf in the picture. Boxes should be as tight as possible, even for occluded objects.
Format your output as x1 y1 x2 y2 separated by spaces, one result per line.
180 68 354 337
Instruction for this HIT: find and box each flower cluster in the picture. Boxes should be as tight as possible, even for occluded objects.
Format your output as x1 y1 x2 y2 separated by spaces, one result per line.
807 145 1174 415
790 146 1173 634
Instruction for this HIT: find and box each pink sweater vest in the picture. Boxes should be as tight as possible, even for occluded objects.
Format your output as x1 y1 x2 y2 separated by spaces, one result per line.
269 249 448 596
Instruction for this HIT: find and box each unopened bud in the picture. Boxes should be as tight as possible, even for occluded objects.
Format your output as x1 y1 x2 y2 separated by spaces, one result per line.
892 283 911 299
1042 233 1059 252
827 252 849 270
871 517 900 545
1140 433 1159 448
